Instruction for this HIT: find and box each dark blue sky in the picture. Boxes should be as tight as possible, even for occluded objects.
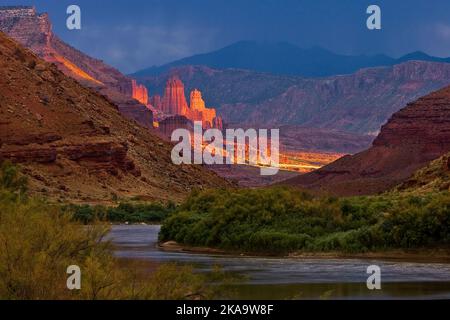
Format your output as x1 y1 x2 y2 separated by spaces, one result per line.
3 0 450 73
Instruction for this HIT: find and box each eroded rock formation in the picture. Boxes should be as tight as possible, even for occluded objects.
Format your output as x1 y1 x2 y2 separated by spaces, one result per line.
158 115 194 139
150 95 162 110
281 85 450 196
161 76 189 115
0 30 230 203
187 89 218 128
157 76 222 129
0 6 154 129
132 79 149 105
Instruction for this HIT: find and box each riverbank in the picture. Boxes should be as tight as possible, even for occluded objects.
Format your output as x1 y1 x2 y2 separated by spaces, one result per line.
111 225 450 300
159 241 450 263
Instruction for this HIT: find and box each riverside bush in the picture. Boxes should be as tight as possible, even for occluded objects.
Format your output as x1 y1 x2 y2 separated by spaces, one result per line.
0 161 223 300
67 201 176 224
160 187 450 254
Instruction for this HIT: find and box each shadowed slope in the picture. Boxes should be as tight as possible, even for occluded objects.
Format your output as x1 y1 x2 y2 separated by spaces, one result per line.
280 86 450 196
0 31 231 204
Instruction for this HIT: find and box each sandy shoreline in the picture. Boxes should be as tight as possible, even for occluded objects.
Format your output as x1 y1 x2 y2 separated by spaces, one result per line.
159 241 450 263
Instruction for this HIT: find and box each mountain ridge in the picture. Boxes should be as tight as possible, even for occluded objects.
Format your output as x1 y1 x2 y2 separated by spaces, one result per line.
132 40 450 78
279 85 450 196
0 5 153 129
138 62 450 135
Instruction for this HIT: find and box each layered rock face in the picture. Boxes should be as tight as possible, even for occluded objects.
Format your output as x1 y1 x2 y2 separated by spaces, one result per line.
158 76 222 129
190 89 206 110
0 6 52 56
139 64 450 136
281 86 450 196
0 31 230 203
150 95 162 110
158 115 194 139
161 76 189 115
187 89 218 128
0 6 153 130
132 79 149 105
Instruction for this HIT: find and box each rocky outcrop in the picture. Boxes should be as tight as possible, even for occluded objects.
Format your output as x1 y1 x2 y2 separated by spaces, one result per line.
158 76 222 129
0 30 231 203
150 95 162 110
281 86 450 196
190 89 206 110
0 6 52 56
187 89 219 128
61 140 140 177
118 103 154 130
373 93 450 156
131 79 149 105
158 115 194 139
0 6 154 130
161 76 189 115
0 146 57 164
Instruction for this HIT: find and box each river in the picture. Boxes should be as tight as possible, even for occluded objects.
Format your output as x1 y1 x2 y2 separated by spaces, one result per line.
108 225 450 300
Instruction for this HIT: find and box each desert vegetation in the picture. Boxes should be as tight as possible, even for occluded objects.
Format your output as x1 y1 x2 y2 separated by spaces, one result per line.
160 187 450 254
67 202 176 224
0 161 227 300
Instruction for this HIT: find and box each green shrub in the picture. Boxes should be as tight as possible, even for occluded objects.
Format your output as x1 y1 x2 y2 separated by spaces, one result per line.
68 201 177 224
160 187 450 254
0 161 221 300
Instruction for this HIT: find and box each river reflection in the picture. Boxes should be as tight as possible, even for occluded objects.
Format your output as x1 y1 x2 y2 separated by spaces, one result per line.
107 225 450 299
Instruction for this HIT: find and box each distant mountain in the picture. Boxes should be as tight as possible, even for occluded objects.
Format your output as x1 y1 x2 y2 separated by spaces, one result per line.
138 62 450 135
132 41 450 78
280 85 450 196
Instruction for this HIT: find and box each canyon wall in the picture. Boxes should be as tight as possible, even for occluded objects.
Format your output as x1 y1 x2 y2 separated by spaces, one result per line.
0 30 229 203
0 6 153 129
139 64 450 135
158 115 194 139
281 85 450 195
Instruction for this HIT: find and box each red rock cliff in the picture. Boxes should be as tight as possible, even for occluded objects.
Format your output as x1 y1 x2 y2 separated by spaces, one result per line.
161 76 189 115
159 77 222 129
0 6 154 130
0 30 230 202
187 89 219 129
281 85 450 196
132 79 149 105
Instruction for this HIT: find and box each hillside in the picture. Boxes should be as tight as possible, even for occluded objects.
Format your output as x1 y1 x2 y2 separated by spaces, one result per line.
280 86 450 196
0 6 152 128
0 31 230 204
138 63 450 135
395 152 450 193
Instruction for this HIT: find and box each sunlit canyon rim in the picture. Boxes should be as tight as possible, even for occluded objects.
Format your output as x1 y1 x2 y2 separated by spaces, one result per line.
5 5 450 185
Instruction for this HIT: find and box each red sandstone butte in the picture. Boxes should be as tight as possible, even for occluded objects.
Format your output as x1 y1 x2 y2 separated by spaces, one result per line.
131 79 149 105
281 85 450 196
159 76 223 129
